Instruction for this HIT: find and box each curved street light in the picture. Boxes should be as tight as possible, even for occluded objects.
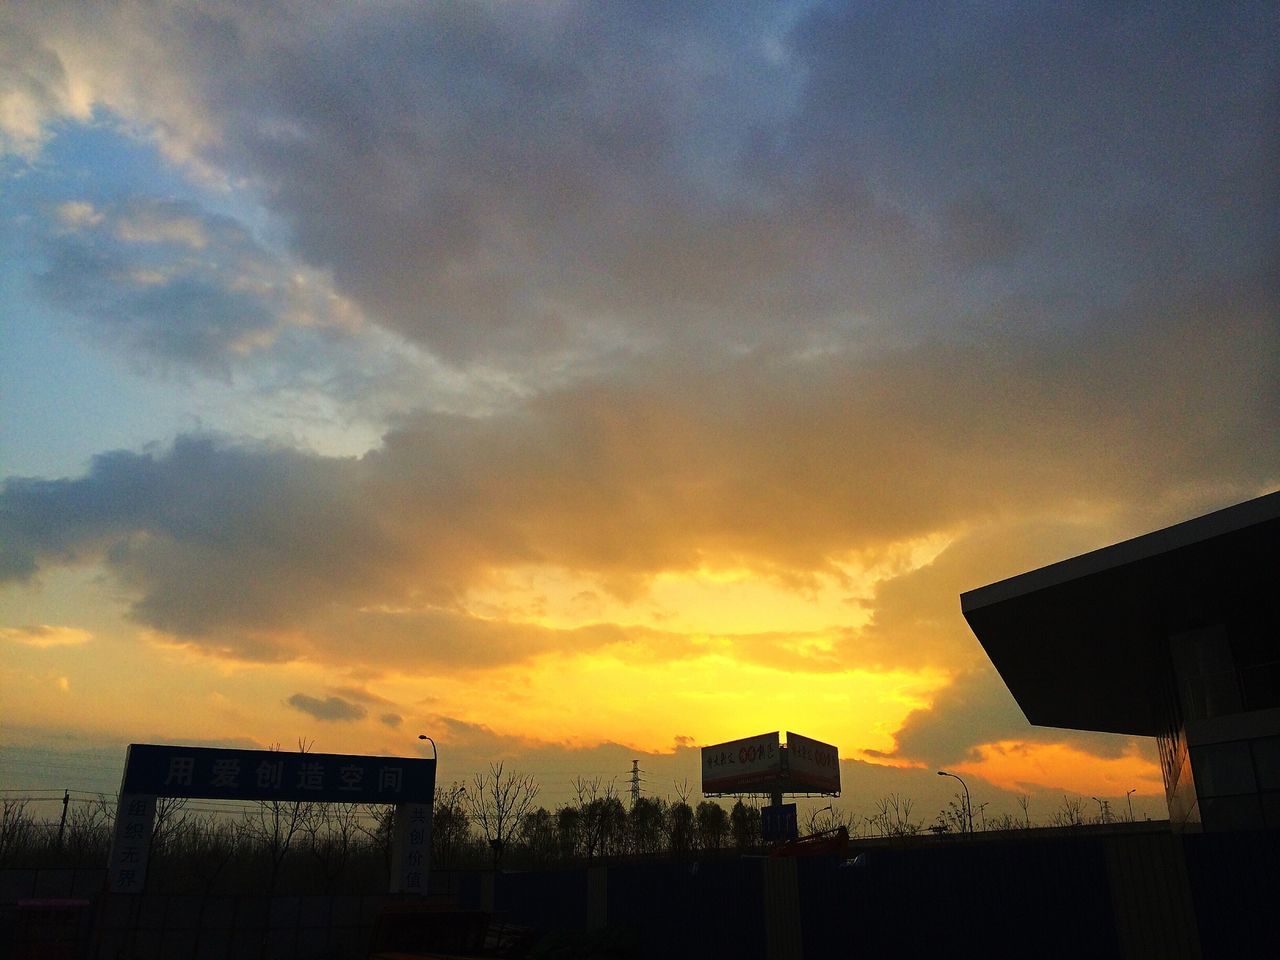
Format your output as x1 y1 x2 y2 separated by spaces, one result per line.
417 734 437 760
812 804 834 832
938 770 972 833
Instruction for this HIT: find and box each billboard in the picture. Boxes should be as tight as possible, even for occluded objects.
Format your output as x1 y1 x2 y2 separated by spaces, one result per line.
785 732 841 793
701 732 781 793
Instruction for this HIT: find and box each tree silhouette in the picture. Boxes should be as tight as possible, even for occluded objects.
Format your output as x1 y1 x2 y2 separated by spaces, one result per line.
468 762 538 869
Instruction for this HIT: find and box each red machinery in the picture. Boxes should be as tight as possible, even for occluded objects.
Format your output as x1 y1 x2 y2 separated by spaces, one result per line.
769 825 849 858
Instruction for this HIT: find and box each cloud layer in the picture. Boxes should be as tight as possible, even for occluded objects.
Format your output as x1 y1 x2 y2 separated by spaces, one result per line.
2 1 1276 791
3 304 1275 670
4 1 1275 374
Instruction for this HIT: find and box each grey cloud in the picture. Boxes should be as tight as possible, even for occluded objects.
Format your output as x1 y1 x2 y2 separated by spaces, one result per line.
873 665 1152 780
286 693 367 722
0 20 73 157
1 285 1275 671
328 685 394 705
379 713 402 728
9 1 1273 378
33 196 353 378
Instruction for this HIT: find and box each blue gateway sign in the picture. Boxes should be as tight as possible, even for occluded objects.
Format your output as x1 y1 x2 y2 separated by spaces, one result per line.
121 743 436 804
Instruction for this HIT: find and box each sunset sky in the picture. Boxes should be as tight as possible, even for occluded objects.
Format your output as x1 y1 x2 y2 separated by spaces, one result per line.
2 2 1276 823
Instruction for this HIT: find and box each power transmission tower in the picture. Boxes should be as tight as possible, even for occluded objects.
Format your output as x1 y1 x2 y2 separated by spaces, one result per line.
629 760 642 808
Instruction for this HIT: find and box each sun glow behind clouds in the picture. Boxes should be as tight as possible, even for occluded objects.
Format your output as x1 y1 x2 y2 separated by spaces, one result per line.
464 533 954 635
400 648 951 758
432 544 958 754
955 740 1164 797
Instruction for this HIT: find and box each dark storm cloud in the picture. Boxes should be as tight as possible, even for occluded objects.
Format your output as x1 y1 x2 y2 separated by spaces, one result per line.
286 692 366 722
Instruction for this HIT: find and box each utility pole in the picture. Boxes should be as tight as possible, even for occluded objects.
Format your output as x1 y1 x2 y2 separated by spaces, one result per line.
629 760 641 808
57 790 69 849
1091 796 1111 823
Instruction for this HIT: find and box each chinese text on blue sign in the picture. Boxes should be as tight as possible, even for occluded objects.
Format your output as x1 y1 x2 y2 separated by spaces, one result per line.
121 744 435 803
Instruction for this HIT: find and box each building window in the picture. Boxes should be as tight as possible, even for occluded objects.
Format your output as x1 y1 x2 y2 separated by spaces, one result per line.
1192 740 1256 798
1251 736 1280 792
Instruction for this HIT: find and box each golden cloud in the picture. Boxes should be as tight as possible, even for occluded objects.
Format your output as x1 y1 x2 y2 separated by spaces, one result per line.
0 624 94 648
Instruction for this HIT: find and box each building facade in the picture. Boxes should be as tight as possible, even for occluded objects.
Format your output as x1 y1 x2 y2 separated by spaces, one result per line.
961 492 1280 831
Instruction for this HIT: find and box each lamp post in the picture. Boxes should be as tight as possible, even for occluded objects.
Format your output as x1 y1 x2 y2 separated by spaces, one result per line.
938 771 972 833
1126 789 1136 822
417 734 437 760
812 804 833 833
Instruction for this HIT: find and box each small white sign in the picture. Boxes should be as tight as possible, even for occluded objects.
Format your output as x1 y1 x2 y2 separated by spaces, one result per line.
107 793 156 893
390 801 433 894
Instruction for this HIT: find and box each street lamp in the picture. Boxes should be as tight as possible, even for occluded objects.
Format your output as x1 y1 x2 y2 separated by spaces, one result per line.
812 804 833 832
1126 789 1136 822
418 734 437 760
938 771 972 833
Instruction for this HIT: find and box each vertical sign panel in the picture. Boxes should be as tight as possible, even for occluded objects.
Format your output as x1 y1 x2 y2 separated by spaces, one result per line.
761 802 799 842
390 800 434 895
107 793 156 893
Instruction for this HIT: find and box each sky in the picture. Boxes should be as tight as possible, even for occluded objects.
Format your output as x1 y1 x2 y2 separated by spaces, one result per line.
1 1 1276 824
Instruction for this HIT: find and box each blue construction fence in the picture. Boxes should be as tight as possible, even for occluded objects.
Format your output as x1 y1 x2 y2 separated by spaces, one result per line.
2 829 1277 958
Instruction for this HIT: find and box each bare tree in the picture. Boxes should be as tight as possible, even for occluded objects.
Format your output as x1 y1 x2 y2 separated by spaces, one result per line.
304 803 362 892
243 740 312 894
431 782 472 870
66 795 114 864
869 794 921 838
0 799 34 865
934 793 970 835
184 816 242 895
808 805 857 837
571 776 621 860
358 804 396 883
1048 796 1087 828
672 779 692 806
469 762 538 869
1017 794 1032 829
151 796 191 859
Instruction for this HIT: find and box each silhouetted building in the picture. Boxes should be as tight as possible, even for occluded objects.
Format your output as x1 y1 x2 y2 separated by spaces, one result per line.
962 491 1280 831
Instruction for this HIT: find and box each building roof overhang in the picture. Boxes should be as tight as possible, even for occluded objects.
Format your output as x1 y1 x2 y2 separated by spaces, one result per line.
960 491 1280 737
